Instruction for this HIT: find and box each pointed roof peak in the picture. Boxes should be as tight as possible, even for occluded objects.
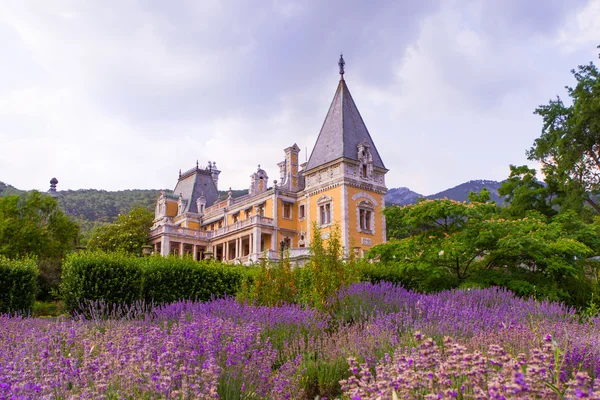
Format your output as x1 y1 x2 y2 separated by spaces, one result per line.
305 61 385 172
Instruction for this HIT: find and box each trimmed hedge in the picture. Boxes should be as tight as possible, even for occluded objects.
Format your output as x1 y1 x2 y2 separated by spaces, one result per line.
0 257 39 314
61 252 248 313
61 252 144 313
143 256 244 304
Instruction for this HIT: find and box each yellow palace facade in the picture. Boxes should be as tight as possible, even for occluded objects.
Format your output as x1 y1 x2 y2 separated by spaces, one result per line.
149 55 388 264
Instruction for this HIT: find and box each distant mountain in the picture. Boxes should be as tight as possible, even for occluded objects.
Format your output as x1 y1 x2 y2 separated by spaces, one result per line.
385 179 506 205
385 187 423 205
427 180 505 204
0 181 23 197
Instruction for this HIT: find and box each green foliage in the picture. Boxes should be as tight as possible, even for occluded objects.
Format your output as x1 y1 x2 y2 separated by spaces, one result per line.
0 191 78 260
32 300 66 318
369 198 594 287
239 253 299 306
0 257 39 313
143 256 245 304
61 252 249 313
528 51 600 215
498 165 556 218
238 223 360 308
359 261 459 293
87 207 154 256
302 223 360 308
61 252 145 313
37 259 63 301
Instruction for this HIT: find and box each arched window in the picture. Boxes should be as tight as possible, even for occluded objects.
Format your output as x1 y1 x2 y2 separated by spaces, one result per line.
357 200 374 233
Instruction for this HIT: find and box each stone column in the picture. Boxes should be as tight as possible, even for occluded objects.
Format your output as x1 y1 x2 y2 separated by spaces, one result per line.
161 237 170 257
179 242 184 258
253 227 261 255
193 245 198 261
224 242 229 261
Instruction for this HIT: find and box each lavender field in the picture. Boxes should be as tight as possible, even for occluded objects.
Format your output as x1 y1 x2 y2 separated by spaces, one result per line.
2 283 600 399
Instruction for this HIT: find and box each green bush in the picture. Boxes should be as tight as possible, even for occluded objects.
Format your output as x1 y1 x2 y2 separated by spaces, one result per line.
61 252 144 313
143 256 245 303
0 257 39 314
359 261 459 293
61 252 250 313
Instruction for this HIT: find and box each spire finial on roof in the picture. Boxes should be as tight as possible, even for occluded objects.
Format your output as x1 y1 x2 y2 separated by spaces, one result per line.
338 53 345 80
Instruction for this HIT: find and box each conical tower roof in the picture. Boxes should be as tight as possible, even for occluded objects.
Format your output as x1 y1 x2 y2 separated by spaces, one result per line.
306 57 386 172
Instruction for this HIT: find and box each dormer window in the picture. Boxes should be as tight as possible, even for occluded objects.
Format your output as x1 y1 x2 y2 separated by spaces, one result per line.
357 140 373 180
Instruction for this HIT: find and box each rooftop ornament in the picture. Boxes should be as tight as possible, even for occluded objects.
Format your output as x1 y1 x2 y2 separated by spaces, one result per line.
338 53 345 80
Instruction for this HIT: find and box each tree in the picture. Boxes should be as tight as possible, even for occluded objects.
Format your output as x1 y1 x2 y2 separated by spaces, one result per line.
0 191 78 260
529 49 600 214
498 165 556 218
370 198 593 283
87 206 154 256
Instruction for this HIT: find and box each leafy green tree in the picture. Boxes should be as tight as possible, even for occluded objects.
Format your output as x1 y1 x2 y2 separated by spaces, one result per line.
370 198 593 283
0 191 78 260
87 207 154 256
498 165 556 218
528 49 600 214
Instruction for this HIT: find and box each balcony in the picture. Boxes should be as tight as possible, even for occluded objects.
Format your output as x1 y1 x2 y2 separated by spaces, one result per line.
150 225 214 240
151 215 274 241
212 215 274 238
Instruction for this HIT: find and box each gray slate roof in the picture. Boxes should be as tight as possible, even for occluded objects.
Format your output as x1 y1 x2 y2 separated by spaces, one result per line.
173 169 219 213
306 78 386 171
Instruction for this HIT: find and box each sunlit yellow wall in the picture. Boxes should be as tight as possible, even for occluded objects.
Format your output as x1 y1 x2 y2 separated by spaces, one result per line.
263 199 273 218
346 187 385 253
308 186 342 237
277 199 297 231
166 201 178 217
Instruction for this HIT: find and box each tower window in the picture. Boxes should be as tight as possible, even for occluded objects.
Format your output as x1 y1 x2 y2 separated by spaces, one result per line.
299 204 305 219
357 200 374 234
319 203 331 226
362 164 368 178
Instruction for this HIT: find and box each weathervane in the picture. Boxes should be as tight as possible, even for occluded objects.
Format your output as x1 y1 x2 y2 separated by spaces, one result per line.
338 53 345 79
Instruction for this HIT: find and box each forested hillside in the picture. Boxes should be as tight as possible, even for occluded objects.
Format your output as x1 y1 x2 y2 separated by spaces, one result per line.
0 184 250 238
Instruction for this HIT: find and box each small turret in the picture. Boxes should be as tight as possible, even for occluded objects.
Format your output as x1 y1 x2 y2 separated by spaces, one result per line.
210 161 221 189
49 178 58 197
249 165 269 195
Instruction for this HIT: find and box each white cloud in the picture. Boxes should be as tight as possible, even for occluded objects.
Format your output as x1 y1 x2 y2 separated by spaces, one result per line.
555 0 600 52
0 0 596 196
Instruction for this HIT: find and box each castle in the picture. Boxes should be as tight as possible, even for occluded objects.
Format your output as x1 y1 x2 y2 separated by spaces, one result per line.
149 55 388 263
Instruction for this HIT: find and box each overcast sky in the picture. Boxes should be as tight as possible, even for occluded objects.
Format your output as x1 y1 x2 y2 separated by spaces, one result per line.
1 0 599 196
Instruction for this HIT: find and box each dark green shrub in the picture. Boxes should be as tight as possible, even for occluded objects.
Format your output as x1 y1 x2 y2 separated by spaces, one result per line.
61 252 144 313
359 261 459 293
37 259 63 301
0 257 39 313
142 256 245 303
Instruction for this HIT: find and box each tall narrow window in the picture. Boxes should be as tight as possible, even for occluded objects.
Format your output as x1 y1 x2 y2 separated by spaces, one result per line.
358 200 374 233
319 203 331 225
299 204 305 219
282 202 292 219
317 195 333 227
362 164 368 178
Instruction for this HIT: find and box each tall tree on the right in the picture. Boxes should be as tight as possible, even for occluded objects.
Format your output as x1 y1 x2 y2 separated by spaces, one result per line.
529 47 600 214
